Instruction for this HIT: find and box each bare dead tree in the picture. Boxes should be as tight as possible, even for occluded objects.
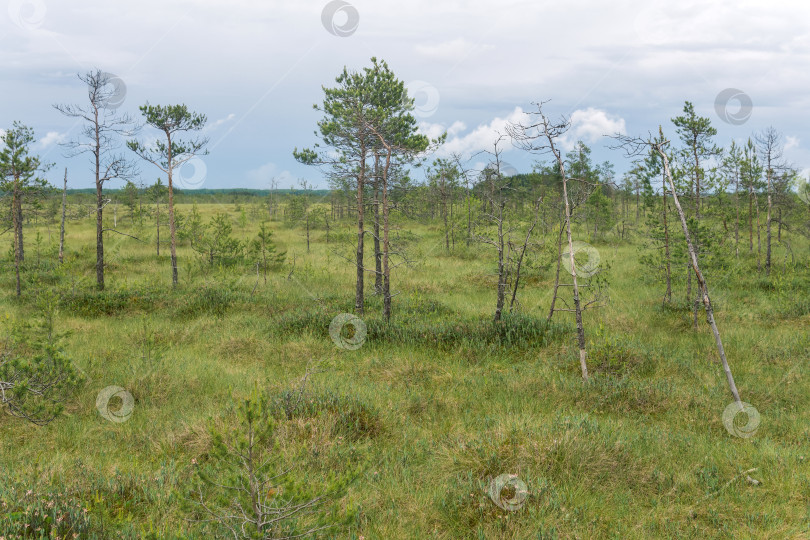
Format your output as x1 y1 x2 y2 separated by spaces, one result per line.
55 69 138 290
755 127 784 276
662 180 673 304
297 179 313 254
724 141 743 258
471 135 514 322
509 103 590 380
264 177 279 219
509 196 543 311
613 129 742 405
450 153 477 248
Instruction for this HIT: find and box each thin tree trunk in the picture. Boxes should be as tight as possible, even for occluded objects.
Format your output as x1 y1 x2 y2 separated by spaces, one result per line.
549 140 588 379
766 164 772 276
12 181 21 297
156 200 160 257
547 219 565 322
687 258 692 303
94 106 104 290
16 194 23 264
373 162 382 294
96 174 105 291
355 145 367 315
694 138 701 223
166 134 178 287
563 177 588 380
488 173 495 215
59 169 67 264
734 168 740 258
443 180 450 252
778 207 781 242
754 193 762 272
657 140 742 405
466 180 472 247
494 201 507 322
450 185 455 250
663 181 672 303
382 151 392 321
748 183 754 253
306 213 310 253
510 199 540 311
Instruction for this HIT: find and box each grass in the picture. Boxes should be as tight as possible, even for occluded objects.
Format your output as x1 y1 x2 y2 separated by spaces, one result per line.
0 202 809 538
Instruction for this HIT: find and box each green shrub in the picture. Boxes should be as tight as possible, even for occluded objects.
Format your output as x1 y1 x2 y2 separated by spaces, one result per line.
270 387 383 441
58 287 165 317
173 283 241 319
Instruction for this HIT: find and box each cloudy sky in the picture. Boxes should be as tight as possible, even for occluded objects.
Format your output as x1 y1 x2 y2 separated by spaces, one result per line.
2 0 809 189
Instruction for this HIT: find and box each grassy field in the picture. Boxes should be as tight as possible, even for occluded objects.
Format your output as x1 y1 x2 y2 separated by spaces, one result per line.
1 201 809 539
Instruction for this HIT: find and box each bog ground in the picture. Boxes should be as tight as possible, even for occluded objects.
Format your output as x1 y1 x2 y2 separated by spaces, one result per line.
0 201 808 539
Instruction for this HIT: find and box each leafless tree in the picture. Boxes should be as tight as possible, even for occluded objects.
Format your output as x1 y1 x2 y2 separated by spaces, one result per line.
450 152 476 248
509 103 591 380
472 136 513 322
268 177 280 219
613 129 743 405
55 70 138 290
755 127 784 276
508 197 543 311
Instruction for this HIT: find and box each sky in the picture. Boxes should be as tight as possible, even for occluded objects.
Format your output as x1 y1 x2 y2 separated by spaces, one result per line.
2 0 809 190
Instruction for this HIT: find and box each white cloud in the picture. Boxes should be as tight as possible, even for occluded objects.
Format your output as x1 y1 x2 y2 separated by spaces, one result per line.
414 38 491 61
40 131 66 148
1 0 808 188
424 107 527 157
446 121 466 137
420 106 626 166
205 113 236 132
246 162 296 189
417 120 466 141
785 136 799 151
422 106 626 158
559 108 626 151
